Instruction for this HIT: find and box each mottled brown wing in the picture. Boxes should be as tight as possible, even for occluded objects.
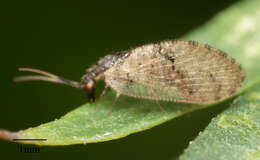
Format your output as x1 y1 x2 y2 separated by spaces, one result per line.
104 40 245 104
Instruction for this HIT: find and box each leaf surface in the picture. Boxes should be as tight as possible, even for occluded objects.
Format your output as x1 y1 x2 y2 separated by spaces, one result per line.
179 81 260 160
179 0 260 159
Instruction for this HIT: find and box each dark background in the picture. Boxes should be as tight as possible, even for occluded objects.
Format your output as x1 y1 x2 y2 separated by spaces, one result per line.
4 0 238 159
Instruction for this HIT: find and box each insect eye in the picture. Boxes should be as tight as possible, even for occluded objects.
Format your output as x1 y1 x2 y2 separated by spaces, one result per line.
84 81 95 102
86 81 94 89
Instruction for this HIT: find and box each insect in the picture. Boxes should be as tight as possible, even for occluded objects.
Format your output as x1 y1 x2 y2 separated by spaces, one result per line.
15 40 245 111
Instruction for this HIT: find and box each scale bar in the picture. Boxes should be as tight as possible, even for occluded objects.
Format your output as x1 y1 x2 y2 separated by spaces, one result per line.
13 138 47 141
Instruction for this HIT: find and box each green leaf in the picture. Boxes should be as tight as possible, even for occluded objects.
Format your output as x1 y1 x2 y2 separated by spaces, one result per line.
179 81 260 160
1 0 260 146
0 93 208 145
179 0 260 159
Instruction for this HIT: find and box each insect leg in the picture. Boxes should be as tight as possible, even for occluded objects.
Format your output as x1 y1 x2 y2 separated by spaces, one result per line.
98 84 109 102
107 92 121 114
93 85 110 113
149 88 167 114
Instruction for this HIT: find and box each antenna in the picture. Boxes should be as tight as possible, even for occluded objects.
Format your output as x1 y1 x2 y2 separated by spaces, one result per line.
14 68 81 89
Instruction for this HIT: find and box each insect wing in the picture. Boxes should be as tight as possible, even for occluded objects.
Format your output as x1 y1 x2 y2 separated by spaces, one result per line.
104 40 245 104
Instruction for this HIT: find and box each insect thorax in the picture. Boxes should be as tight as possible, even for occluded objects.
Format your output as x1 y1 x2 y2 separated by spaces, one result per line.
81 50 130 85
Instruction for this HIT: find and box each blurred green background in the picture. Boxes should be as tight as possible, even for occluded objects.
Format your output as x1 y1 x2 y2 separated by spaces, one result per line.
4 0 238 159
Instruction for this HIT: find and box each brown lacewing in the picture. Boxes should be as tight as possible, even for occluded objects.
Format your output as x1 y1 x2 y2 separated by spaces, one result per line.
15 40 245 111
